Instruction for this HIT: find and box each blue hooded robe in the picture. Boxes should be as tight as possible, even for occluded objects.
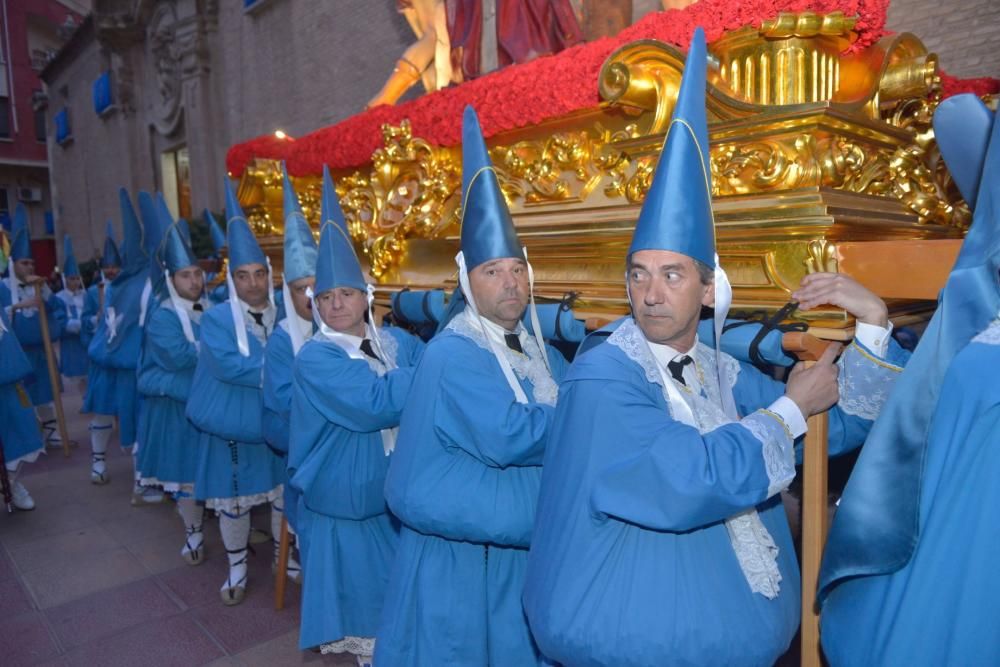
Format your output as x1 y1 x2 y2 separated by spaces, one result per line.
0 282 66 405
521 316 906 667
187 302 286 507
376 308 568 666
289 325 423 650
0 306 44 465
136 298 208 490
821 319 1000 666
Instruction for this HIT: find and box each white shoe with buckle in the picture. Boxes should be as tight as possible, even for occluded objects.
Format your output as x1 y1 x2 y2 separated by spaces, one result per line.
11 481 35 511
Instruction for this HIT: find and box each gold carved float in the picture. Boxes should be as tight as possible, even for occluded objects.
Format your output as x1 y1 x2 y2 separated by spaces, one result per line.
237 11 978 338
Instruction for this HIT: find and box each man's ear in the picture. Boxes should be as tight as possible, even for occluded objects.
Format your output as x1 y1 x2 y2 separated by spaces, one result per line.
701 279 716 308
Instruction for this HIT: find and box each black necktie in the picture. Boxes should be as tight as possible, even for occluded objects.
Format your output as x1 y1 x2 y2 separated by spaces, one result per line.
247 310 265 327
360 339 381 361
504 333 523 353
18 283 28 290
667 355 693 385
193 303 204 312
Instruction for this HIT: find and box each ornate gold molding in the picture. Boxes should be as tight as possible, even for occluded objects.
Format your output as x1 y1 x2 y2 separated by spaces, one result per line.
338 121 461 279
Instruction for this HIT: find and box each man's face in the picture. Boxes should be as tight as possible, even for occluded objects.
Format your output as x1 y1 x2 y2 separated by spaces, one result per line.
13 258 35 281
66 275 83 291
232 263 269 308
171 266 205 302
288 276 315 321
627 249 714 347
316 286 367 337
102 265 121 281
468 257 529 331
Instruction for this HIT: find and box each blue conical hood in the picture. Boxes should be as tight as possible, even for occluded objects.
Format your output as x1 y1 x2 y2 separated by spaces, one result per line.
628 28 714 267
933 94 994 209
460 106 521 269
101 220 121 267
62 235 80 277
10 204 30 260
178 218 191 246
205 209 227 255
138 191 163 260
315 166 365 293
282 163 318 283
153 193 191 246
138 190 166 297
118 188 148 272
819 86 1000 603
163 221 198 273
224 176 266 270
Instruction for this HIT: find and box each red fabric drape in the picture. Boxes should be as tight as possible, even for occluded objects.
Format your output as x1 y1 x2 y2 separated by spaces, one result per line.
447 0 584 80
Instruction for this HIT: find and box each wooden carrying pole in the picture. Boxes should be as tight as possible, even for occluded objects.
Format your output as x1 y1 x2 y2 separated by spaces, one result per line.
31 279 72 457
274 515 291 610
781 332 832 667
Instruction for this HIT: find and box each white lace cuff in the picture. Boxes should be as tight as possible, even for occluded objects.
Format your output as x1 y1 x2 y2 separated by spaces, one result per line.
740 410 796 498
836 340 903 421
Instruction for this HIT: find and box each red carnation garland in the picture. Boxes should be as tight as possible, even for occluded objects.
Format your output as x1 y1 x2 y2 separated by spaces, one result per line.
227 0 992 178
939 72 1000 100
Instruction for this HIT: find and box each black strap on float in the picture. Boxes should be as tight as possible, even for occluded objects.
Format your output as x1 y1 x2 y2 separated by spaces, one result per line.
552 292 578 342
722 300 806 368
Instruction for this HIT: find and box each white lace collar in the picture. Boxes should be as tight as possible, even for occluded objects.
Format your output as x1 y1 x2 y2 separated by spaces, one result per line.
476 314 527 349
608 318 782 599
972 316 1000 345
242 299 276 344
447 308 558 406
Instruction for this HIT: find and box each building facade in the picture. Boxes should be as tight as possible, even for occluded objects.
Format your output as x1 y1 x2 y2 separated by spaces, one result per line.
1 0 86 274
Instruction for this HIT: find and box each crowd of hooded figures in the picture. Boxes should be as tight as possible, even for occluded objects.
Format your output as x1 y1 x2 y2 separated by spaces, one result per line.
2 27 999 667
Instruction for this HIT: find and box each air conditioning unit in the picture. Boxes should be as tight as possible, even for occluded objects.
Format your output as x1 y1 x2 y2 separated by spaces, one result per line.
17 187 43 202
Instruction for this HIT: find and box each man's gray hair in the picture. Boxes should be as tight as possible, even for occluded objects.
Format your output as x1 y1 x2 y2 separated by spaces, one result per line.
694 259 714 285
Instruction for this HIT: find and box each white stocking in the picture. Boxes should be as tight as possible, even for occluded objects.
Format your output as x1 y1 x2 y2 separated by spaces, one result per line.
89 416 113 481
176 490 204 559
36 403 59 444
219 510 250 592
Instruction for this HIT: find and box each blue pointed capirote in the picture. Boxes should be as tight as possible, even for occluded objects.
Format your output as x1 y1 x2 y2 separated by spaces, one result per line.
315 166 365 294
282 163 318 284
205 209 227 254
138 191 164 260
224 175 267 270
163 221 198 274
459 105 522 270
102 220 121 267
10 203 31 261
628 27 714 267
819 81 1000 604
933 94 994 209
62 235 80 277
118 188 148 272
138 190 167 297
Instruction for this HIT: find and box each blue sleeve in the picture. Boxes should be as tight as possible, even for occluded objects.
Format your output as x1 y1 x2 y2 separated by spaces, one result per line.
293 343 414 433
394 327 426 367
589 375 795 532
433 342 554 468
80 287 99 347
146 308 198 373
732 343 905 462
199 308 263 388
46 293 66 341
262 331 294 452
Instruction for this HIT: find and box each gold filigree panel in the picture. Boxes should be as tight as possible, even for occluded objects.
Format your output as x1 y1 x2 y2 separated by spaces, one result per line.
337 121 462 279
